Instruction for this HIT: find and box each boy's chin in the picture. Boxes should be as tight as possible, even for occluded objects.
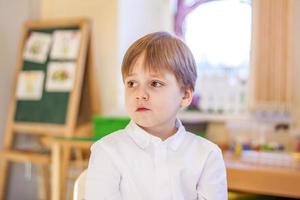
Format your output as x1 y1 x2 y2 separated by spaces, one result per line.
132 118 155 129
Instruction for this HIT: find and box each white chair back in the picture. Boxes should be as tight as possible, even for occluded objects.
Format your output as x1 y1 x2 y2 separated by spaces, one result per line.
73 169 87 200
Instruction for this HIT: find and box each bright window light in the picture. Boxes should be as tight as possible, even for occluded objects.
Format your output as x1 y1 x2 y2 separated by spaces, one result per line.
185 0 251 68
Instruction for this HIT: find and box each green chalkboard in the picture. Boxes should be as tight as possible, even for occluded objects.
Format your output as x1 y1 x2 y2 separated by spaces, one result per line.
14 26 80 124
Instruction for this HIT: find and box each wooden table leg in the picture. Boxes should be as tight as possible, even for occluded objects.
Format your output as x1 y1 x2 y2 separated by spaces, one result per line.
51 143 60 200
37 164 50 200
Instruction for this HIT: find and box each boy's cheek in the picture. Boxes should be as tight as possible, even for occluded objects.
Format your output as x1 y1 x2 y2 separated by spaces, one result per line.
124 93 132 103
125 91 135 99
124 100 135 112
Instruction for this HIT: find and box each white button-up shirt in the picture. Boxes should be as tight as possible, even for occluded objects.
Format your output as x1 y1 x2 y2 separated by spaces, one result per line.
85 120 227 200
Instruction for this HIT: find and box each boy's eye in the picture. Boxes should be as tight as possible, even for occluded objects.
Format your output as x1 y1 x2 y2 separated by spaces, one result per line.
126 80 137 88
150 80 163 88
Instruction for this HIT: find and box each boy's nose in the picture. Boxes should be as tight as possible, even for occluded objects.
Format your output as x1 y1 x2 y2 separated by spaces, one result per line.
135 87 149 100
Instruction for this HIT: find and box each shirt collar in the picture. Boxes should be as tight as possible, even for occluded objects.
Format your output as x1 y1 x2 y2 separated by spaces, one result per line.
125 119 186 151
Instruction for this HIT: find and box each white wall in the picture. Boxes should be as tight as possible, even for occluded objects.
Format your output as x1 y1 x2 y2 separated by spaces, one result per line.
118 0 173 60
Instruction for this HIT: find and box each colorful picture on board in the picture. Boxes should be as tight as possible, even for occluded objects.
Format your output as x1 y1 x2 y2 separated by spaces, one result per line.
23 32 52 63
46 62 76 92
16 71 45 100
50 30 81 60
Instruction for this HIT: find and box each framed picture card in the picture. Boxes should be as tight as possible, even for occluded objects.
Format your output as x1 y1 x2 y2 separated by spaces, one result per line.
16 71 45 100
23 32 52 63
50 30 81 60
46 62 76 92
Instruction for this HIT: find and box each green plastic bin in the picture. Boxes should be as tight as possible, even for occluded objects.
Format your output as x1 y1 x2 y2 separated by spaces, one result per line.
92 116 130 139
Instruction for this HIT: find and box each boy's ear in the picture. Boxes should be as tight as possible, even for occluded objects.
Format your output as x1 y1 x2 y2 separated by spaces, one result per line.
181 87 193 108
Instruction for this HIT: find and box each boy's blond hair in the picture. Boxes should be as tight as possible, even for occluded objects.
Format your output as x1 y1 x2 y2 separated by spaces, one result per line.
121 32 197 91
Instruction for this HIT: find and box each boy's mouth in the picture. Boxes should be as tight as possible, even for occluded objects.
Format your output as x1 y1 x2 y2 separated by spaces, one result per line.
136 107 150 112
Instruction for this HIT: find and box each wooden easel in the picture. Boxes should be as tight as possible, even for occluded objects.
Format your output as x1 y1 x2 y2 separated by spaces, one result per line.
0 18 100 200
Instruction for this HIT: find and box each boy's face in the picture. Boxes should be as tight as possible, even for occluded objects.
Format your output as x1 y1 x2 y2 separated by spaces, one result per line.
124 54 192 135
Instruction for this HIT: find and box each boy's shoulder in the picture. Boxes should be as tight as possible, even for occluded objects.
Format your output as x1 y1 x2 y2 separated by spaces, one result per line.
185 131 221 152
91 129 128 151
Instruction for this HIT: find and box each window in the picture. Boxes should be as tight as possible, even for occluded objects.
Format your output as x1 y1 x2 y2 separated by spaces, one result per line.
178 0 252 114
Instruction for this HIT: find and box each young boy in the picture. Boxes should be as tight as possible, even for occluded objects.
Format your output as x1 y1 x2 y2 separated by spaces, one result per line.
85 32 227 200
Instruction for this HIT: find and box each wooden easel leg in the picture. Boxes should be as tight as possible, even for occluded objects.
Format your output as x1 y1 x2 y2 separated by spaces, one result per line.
0 160 10 200
60 146 71 200
1 118 14 200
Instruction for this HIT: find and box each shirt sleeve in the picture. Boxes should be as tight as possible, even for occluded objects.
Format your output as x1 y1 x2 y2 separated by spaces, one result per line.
85 143 122 200
196 147 228 200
